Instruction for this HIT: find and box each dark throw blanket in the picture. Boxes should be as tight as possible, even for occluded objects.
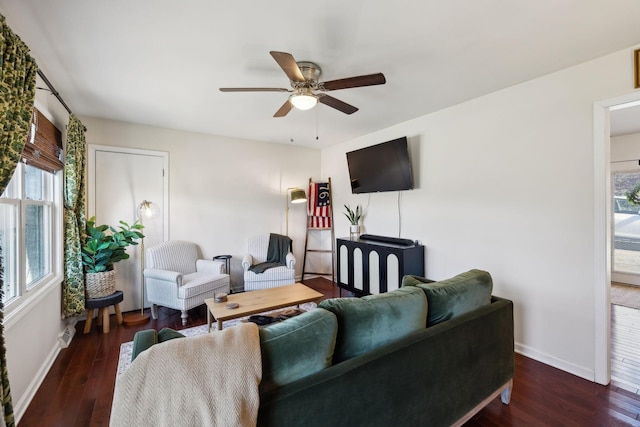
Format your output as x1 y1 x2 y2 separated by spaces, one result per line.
249 233 292 274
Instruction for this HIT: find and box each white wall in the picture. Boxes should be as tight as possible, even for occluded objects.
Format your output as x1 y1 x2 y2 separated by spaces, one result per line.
80 117 320 289
612 132 640 161
322 47 638 381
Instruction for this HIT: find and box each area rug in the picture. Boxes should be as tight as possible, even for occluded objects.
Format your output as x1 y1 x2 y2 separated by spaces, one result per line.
611 283 640 310
117 302 317 375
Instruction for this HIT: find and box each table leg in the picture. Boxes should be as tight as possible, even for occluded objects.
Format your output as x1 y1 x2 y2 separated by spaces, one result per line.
207 309 211 333
217 320 223 331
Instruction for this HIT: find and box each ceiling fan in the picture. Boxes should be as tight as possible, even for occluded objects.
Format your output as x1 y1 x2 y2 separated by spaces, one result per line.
219 51 386 117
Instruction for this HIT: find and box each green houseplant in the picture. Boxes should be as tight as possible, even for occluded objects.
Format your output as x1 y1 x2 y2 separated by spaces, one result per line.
82 216 144 298
343 204 362 225
344 204 362 240
627 183 640 206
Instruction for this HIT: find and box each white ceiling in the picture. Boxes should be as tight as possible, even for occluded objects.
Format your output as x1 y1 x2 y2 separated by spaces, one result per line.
2 0 640 148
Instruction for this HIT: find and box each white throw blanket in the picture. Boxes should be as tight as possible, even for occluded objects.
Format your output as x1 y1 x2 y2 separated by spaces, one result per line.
110 322 261 427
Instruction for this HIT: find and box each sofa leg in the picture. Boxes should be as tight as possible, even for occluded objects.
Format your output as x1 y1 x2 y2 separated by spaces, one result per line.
151 304 158 320
181 310 188 326
500 379 513 404
453 379 513 427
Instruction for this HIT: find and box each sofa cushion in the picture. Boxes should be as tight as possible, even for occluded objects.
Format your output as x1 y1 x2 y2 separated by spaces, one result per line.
402 269 493 326
259 308 338 393
318 286 427 363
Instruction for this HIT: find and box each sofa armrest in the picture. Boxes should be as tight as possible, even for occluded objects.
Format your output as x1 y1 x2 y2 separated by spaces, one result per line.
196 259 224 274
242 254 253 271
131 329 158 362
286 252 295 269
144 268 182 286
131 328 186 362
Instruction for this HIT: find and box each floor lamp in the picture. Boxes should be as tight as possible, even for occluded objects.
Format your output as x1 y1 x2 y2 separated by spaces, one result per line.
123 200 159 326
286 187 307 236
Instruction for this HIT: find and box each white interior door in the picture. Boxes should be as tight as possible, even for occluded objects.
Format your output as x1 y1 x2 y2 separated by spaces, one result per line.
88 145 168 312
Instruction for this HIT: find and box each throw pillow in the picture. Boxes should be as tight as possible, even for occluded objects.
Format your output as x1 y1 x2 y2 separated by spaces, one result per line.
402 269 493 326
259 308 338 393
318 286 428 363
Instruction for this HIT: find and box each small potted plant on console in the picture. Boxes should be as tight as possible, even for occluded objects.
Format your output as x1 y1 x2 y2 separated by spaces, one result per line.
344 204 362 240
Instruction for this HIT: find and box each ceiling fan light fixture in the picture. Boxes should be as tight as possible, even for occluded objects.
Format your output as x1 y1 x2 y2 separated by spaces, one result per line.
290 90 317 110
221 51 386 117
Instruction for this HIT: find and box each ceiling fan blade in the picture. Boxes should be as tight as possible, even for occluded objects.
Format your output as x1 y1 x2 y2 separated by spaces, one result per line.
270 51 305 83
318 95 358 114
219 87 290 92
321 73 386 91
274 99 294 117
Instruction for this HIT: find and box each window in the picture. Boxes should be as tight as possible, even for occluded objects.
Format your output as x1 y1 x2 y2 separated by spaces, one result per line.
0 163 55 306
612 170 640 275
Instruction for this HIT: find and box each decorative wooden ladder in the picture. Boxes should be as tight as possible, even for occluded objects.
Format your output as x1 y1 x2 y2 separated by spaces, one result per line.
302 177 335 283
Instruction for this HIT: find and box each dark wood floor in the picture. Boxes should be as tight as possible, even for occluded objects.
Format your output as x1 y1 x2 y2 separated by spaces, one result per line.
18 278 640 426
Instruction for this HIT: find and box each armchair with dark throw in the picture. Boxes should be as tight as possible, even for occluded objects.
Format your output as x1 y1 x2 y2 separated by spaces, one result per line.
243 233 296 291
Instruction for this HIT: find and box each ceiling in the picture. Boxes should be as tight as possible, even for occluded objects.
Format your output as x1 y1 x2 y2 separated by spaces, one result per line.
2 1 640 148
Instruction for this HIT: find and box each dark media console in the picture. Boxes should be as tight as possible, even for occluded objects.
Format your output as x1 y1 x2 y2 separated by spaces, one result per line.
337 235 425 296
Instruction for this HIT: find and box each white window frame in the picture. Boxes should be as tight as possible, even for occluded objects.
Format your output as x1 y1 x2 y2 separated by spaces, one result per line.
1 163 63 320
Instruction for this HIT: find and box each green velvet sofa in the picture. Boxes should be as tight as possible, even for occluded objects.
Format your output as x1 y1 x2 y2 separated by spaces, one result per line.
131 269 514 427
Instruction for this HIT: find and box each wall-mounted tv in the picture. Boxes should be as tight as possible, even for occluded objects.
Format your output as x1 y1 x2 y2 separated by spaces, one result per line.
346 137 414 194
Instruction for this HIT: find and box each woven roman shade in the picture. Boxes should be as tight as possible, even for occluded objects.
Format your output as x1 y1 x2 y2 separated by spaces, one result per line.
21 108 63 173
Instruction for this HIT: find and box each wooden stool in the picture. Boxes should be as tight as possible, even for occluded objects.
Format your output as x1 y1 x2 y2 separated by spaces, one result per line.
84 290 124 334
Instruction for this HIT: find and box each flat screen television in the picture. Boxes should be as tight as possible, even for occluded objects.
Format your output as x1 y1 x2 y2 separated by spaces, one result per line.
346 137 414 194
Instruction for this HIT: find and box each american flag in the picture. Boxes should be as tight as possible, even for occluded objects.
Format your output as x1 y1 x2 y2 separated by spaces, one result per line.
308 182 332 229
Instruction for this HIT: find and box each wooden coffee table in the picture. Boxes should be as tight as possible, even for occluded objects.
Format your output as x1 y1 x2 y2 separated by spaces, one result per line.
205 282 323 332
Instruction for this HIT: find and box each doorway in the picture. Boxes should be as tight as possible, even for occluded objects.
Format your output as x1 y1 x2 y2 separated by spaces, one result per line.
594 92 640 385
88 145 169 313
609 161 640 391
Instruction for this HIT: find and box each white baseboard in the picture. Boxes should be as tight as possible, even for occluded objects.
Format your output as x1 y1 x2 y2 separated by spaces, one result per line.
515 340 594 382
14 317 77 424
13 343 60 425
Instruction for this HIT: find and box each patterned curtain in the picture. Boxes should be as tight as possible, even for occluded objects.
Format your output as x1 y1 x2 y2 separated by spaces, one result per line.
0 13 37 427
62 115 87 317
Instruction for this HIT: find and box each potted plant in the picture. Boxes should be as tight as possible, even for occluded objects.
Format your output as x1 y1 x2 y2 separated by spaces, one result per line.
627 183 640 205
344 204 362 240
81 216 144 298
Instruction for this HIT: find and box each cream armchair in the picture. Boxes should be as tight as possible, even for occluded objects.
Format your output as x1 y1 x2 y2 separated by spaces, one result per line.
144 240 229 325
242 233 296 291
